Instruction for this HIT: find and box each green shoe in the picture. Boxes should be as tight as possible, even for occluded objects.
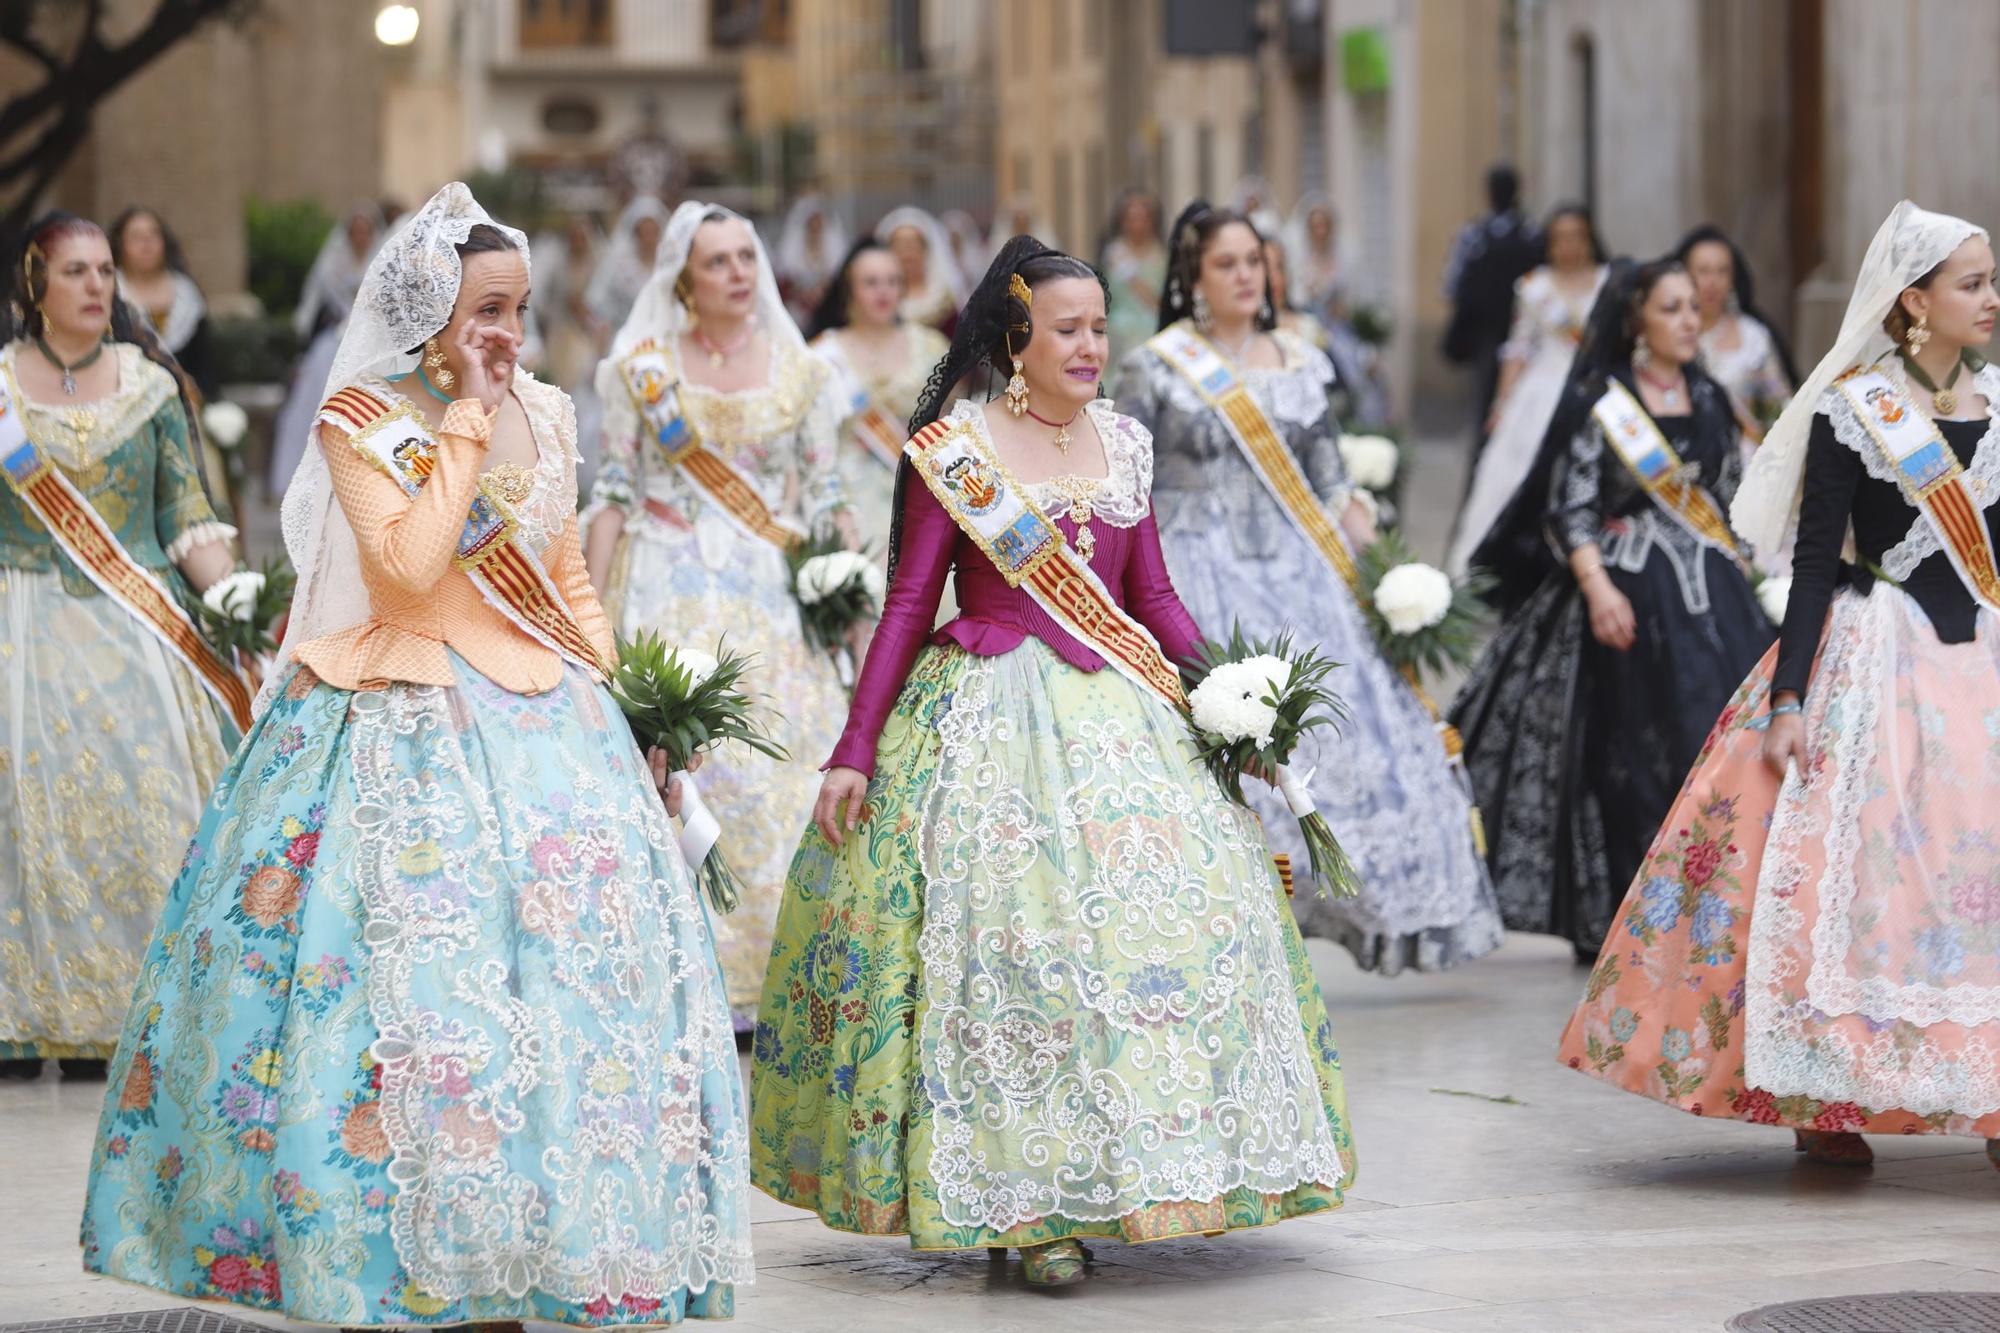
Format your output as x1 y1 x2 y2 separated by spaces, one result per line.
1021 1238 1088 1287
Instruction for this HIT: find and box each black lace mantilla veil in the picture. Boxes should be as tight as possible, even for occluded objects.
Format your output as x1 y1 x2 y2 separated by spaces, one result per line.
883 234 1108 586
1467 257 1741 612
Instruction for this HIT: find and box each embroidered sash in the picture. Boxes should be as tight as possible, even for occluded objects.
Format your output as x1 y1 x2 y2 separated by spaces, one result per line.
847 394 907 470
906 416 1185 712
1591 378 1745 561
322 387 608 677
0 371 252 730
618 342 806 550
1149 323 1363 595
1835 369 2000 613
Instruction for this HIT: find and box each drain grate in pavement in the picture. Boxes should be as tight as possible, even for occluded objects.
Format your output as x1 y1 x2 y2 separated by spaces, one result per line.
1728 1291 2000 1332
0 1311 268 1333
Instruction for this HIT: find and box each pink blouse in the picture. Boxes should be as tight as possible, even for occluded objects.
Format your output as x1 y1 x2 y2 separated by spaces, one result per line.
827 439 1205 776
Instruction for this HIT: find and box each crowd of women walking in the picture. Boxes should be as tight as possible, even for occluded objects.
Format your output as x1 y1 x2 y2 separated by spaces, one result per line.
0 166 1994 1329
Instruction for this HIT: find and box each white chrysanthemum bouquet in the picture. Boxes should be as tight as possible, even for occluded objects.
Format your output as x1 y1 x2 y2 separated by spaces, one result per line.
202 401 249 450
1337 433 1399 493
194 556 294 664
1355 531 1490 681
609 630 788 913
789 537 886 687
1184 628 1361 898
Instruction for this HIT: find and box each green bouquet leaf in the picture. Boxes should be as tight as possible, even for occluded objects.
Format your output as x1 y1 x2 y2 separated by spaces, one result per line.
608 630 789 913
1182 625 1362 899
194 556 296 663
1355 530 1492 682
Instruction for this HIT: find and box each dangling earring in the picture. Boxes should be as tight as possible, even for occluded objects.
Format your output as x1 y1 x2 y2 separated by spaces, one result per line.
1192 288 1212 333
1005 357 1030 416
1724 289 1741 317
423 336 456 392
1632 339 1653 372
1004 271 1033 416
1261 298 1275 326
1907 312 1931 355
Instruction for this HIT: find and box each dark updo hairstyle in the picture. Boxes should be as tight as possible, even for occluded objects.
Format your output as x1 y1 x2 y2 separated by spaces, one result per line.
806 236 897 341
4 211 220 510
1673 223 1799 384
1157 200 1277 333
885 235 1105 582
109 206 195 278
1542 201 1609 265
1883 260 1947 350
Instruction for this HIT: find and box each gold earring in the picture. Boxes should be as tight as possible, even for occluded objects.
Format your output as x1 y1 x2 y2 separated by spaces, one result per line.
423 336 455 392
1907 313 1931 355
1005 357 1030 416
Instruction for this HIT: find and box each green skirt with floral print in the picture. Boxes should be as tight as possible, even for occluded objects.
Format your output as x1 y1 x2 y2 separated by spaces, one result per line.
750 640 1356 1250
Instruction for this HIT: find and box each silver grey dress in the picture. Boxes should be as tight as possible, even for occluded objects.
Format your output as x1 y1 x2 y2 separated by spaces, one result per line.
1115 327 1503 974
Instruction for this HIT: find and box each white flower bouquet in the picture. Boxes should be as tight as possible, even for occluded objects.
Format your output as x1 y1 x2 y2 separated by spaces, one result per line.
194 556 294 662
1338 433 1399 493
1355 531 1491 681
1183 627 1361 898
1756 574 1791 626
202 400 249 450
789 537 886 686
608 630 788 913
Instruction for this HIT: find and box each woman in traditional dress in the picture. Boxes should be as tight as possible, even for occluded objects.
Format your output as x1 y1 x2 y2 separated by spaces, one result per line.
1116 203 1500 975
750 237 1356 1288
584 195 670 335
1281 193 1345 324
1677 224 1797 454
1451 258 1774 960
1448 204 1609 577
79 183 752 1325
1561 202 2000 1169
774 194 850 328
535 213 609 493
1100 188 1166 363
806 237 949 555
0 213 242 1083
271 202 384 496
111 206 212 395
877 206 966 333
585 201 853 1026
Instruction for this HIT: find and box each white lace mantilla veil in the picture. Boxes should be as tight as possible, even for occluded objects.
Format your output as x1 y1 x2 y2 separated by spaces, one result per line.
772 194 850 282
1731 201 1985 561
874 205 968 304
601 199 808 374
265 182 530 714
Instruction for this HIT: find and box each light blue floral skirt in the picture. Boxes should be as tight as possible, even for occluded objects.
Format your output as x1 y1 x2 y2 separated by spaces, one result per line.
80 656 752 1327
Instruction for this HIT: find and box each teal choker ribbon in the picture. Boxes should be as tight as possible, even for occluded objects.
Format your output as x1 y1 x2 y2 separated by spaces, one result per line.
390 367 456 405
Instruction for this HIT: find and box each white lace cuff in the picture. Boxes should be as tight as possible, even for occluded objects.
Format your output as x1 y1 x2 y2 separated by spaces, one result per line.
165 521 239 564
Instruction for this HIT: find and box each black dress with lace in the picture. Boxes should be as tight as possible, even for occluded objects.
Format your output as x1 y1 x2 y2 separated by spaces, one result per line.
1449 369 1774 956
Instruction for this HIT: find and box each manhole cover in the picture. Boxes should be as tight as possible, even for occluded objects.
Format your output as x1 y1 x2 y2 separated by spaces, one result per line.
1728 1291 2000 1332
0 1312 270 1333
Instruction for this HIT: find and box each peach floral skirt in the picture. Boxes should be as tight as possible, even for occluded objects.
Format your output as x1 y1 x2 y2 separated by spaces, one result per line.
1561 586 2000 1137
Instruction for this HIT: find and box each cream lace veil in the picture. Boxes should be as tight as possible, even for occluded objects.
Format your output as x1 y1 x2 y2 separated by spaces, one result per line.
1731 201 1985 561
266 182 529 713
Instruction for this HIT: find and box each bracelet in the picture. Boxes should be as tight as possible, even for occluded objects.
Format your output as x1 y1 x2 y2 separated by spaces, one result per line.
1770 701 1803 718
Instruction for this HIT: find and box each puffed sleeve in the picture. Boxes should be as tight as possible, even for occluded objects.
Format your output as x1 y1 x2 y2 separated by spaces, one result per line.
544 390 615 669
1772 411 1860 700
153 394 237 562
320 400 490 594
798 360 853 534
1292 340 1348 506
584 356 641 528
825 468 954 775
1547 415 1606 554
1499 273 1542 364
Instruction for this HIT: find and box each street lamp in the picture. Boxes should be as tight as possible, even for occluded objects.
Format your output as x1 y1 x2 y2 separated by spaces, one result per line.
375 4 421 47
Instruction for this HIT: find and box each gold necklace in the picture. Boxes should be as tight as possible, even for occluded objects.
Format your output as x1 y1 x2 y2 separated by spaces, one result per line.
1048 474 1102 559
1899 350 1966 416
1025 405 1080 455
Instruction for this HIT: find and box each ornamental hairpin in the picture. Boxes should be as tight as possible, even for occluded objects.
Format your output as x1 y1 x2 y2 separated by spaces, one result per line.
1005 272 1032 416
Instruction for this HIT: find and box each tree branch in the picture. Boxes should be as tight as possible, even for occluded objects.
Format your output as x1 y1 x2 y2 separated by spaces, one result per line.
0 0 237 149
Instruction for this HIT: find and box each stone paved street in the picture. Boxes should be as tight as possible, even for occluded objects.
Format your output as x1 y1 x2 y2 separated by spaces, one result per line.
7 930 1997 1332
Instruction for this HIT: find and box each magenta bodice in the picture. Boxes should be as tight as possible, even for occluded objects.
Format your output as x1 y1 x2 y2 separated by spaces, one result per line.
826 470 1205 775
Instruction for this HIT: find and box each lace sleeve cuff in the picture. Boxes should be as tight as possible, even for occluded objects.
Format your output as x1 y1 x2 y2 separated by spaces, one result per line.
165 521 240 564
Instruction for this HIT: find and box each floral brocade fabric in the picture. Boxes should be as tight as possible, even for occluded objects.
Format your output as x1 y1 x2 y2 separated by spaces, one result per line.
80 659 751 1326
1559 605 2000 1138
750 642 1355 1248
